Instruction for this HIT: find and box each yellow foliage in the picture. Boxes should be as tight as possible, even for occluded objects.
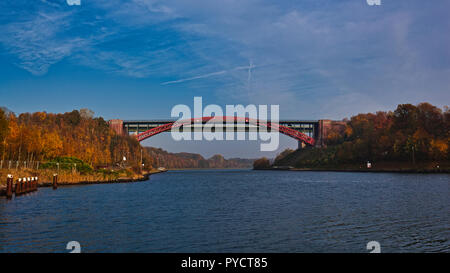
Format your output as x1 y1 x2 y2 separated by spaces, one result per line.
42 131 63 158
430 139 448 154
344 126 353 137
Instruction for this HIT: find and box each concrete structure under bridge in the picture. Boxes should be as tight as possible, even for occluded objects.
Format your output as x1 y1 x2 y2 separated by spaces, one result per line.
108 118 347 149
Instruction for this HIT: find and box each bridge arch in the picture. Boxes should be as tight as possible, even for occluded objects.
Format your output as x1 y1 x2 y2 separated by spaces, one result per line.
135 116 315 146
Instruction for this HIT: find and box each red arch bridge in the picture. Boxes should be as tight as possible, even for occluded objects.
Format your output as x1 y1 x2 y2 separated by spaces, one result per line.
108 118 344 148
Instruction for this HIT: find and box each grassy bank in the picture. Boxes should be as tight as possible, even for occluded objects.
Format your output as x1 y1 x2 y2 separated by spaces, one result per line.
1 169 129 186
0 168 167 189
166 168 251 170
288 163 449 173
264 148 450 173
256 164 449 173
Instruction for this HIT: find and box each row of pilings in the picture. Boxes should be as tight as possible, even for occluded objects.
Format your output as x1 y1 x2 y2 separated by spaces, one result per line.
5 174 58 199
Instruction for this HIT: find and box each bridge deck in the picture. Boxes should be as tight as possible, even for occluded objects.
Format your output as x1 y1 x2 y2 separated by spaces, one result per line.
123 120 319 139
108 119 335 147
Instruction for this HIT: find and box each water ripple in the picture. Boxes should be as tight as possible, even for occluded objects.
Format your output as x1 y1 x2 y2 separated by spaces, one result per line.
0 170 449 253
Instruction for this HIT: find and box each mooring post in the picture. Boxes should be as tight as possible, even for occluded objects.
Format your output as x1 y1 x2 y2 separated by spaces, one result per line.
53 173 58 190
22 177 26 194
6 174 13 199
15 178 21 196
31 177 35 192
35 177 39 190
26 177 31 193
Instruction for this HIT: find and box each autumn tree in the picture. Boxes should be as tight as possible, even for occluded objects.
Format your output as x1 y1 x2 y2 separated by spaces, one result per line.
253 157 271 169
284 102 449 167
80 108 95 119
1 108 155 171
0 108 9 160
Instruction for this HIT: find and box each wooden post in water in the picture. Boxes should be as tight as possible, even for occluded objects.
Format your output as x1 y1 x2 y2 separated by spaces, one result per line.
25 177 29 193
35 177 39 191
15 178 21 196
53 174 58 190
26 177 30 193
22 177 26 194
33 177 38 191
31 177 35 192
6 174 13 199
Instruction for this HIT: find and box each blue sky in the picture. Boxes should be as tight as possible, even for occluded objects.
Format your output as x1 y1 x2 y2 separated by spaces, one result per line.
0 0 449 158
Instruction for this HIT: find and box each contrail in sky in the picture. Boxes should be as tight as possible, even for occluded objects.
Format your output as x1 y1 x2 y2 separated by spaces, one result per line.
247 60 254 91
161 63 256 85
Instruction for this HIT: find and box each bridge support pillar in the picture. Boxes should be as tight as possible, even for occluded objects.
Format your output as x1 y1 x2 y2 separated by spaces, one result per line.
298 141 306 150
316 120 348 148
317 120 332 148
108 119 125 136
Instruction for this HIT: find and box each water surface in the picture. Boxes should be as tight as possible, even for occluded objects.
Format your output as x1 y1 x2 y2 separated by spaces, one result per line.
0 170 449 252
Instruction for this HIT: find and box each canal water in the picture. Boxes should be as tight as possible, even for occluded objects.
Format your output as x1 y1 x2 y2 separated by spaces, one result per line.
0 170 449 253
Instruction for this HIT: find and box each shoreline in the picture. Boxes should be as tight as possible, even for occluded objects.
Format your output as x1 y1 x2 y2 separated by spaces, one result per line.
254 167 449 174
0 169 167 197
37 172 152 188
167 168 252 170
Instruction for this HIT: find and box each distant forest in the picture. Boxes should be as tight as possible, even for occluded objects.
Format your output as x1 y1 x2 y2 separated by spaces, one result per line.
0 108 154 170
0 108 253 170
2 102 448 172
268 102 449 169
146 147 254 169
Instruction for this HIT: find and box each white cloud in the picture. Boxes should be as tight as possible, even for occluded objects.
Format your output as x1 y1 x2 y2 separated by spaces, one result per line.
161 64 255 85
162 70 226 85
0 0 448 117
0 12 90 75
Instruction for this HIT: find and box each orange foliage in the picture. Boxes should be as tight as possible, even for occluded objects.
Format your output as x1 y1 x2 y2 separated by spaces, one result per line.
0 109 154 169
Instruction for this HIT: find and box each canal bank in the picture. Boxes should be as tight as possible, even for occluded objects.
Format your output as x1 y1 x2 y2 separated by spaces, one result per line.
256 166 450 173
280 168 448 173
257 160 450 173
0 169 167 197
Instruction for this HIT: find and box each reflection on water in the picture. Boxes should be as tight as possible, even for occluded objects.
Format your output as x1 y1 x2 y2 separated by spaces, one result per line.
0 170 449 253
